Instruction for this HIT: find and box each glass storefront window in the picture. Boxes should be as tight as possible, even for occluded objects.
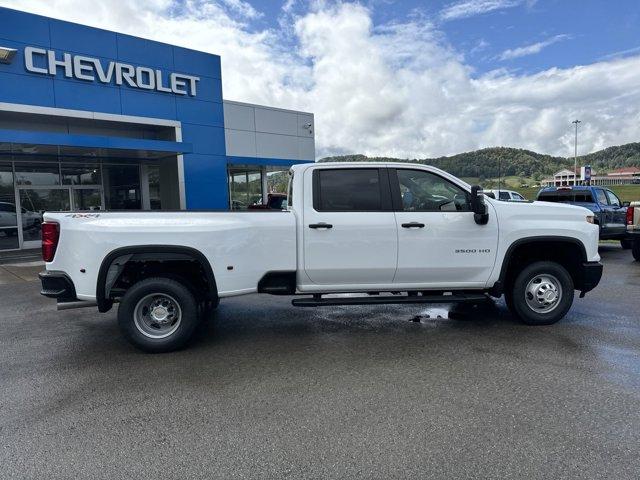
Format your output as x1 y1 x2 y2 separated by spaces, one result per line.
266 168 289 194
103 164 141 210
73 189 103 211
0 163 18 250
14 161 61 186
148 165 162 210
247 171 262 206
19 189 70 243
228 166 263 210
62 163 101 185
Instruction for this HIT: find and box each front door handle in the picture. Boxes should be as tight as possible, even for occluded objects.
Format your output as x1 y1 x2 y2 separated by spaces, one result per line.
401 222 425 228
309 222 333 229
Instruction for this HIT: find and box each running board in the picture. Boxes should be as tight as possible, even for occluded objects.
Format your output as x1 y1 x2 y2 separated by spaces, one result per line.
291 293 488 307
56 300 98 311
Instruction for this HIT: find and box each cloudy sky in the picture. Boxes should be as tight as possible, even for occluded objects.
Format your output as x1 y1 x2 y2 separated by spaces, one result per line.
2 0 640 159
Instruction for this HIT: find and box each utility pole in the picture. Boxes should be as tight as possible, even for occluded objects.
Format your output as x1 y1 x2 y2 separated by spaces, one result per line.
572 119 581 185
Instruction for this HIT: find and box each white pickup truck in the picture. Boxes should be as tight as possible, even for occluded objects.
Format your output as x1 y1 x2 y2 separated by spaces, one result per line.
39 162 603 352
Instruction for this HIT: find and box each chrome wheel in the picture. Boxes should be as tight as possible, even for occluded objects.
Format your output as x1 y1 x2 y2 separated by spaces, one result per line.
134 293 182 339
524 274 562 314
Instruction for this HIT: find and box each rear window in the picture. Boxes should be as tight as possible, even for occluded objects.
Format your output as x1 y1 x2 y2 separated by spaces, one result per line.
538 191 594 203
315 169 382 211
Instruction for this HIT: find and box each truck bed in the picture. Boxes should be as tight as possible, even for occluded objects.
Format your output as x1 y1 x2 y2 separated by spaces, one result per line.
43 211 297 301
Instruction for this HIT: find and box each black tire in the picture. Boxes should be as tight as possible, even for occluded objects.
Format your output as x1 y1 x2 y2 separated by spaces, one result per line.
118 277 200 353
633 240 640 262
507 261 574 326
621 239 633 250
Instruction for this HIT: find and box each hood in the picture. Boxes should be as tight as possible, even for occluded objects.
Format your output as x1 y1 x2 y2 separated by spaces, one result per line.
487 197 594 219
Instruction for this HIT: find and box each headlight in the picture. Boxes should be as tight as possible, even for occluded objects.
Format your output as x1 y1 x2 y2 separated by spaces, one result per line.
586 215 595 224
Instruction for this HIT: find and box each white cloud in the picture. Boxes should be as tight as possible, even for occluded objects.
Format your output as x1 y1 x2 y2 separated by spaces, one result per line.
599 45 640 61
469 38 489 55
1 0 639 159
440 0 521 21
499 34 571 60
220 0 262 20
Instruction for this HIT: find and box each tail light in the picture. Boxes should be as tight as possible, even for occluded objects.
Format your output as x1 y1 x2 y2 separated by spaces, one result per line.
627 206 634 226
42 222 60 262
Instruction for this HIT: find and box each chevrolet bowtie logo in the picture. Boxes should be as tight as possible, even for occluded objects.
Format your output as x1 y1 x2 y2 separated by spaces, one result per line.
0 47 17 64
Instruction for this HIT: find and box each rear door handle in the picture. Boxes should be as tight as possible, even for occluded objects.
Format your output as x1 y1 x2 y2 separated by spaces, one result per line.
401 222 425 228
309 222 333 229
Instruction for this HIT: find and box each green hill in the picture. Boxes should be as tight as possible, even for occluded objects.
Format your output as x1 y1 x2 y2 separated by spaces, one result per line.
319 143 640 181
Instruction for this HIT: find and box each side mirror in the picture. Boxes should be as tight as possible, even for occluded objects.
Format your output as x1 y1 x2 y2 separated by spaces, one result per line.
471 185 489 225
623 201 630 208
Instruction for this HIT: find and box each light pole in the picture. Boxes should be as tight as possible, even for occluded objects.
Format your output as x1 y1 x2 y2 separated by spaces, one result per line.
572 119 581 185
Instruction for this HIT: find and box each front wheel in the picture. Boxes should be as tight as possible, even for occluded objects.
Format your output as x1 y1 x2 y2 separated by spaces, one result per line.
507 261 574 325
118 277 200 353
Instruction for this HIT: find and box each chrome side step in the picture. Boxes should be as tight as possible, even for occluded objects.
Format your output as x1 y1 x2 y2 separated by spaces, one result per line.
291 293 488 307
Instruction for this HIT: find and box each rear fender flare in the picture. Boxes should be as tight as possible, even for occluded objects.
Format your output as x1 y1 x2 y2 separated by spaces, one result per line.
96 245 217 312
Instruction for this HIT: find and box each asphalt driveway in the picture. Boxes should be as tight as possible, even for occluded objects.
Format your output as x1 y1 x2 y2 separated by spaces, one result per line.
1 245 639 479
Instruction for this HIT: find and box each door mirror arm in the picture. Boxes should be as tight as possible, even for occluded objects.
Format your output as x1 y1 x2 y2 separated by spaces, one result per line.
471 185 489 225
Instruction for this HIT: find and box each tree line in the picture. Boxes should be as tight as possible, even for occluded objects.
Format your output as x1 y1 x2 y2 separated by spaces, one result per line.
319 142 640 180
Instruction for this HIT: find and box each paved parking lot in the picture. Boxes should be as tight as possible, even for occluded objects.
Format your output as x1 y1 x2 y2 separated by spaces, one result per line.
1 245 639 479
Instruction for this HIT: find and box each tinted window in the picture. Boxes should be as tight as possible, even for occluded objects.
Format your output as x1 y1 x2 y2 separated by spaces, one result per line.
574 193 594 202
513 193 525 200
316 169 382 211
61 163 101 185
15 162 60 186
396 169 469 212
0 203 15 212
538 191 594 203
269 196 287 209
498 191 510 200
103 164 141 210
595 189 608 205
605 190 620 207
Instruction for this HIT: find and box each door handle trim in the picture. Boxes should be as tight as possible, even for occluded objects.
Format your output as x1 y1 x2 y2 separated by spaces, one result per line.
309 222 333 229
401 222 425 228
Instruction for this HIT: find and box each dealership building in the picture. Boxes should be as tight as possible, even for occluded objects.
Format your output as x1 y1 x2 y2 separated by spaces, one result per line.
0 7 315 251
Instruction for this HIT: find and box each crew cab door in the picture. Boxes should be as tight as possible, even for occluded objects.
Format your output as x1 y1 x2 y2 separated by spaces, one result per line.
604 189 627 236
389 168 498 287
302 167 397 285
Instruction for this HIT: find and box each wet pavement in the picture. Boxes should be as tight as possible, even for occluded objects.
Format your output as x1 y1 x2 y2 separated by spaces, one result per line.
1 245 639 479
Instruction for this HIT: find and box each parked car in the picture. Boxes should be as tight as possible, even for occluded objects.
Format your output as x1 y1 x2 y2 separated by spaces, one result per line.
40 162 602 352
21 207 43 230
248 193 288 210
0 202 18 236
0 202 43 234
485 189 528 202
537 186 630 246
627 201 640 261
